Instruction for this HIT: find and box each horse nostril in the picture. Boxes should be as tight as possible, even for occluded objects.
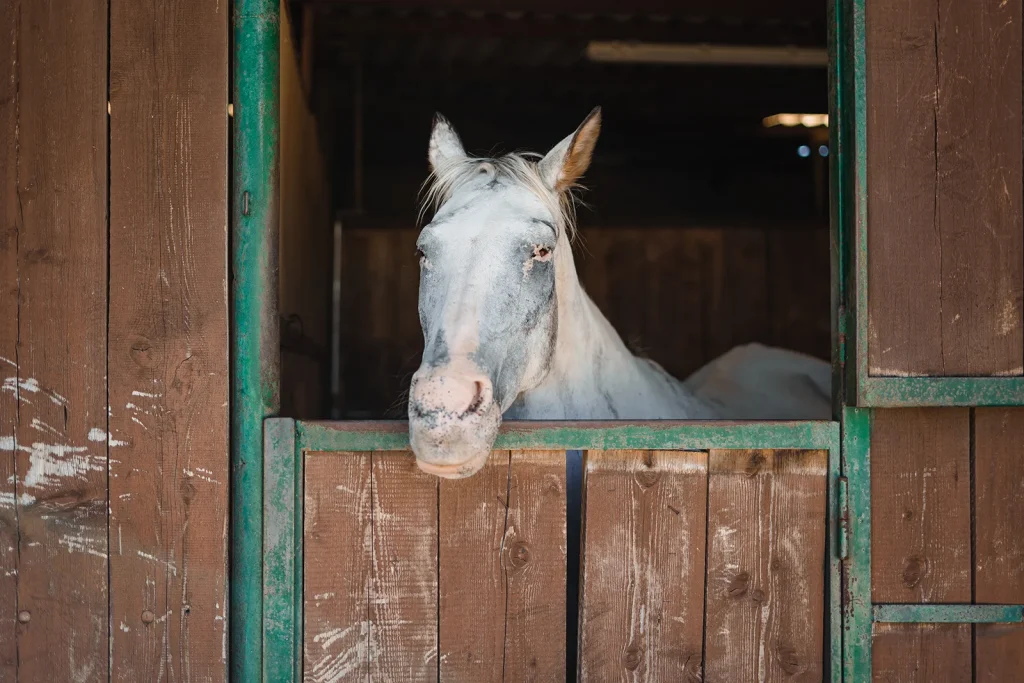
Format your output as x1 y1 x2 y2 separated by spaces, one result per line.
465 381 485 415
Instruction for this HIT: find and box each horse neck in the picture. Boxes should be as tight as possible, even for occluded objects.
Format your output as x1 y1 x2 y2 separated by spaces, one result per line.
514 236 712 419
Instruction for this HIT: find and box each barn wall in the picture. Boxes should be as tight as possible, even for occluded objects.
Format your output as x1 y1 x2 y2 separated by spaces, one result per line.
0 1 230 680
338 225 830 417
866 0 1024 377
280 3 333 419
870 408 1024 680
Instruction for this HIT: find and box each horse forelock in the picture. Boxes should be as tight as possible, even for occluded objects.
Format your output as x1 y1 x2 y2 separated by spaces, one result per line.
419 153 582 242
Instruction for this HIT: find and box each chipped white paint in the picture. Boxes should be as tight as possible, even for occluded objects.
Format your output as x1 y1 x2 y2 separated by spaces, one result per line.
58 533 106 559
137 550 178 577
0 355 16 368
2 376 67 405
131 390 162 398
0 436 15 451
23 442 100 489
120 622 130 633
313 591 336 601
87 428 128 447
998 299 1019 337
183 467 221 485
308 621 378 683
0 491 35 508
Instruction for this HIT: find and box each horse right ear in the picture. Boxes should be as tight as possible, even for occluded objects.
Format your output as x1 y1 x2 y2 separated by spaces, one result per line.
428 113 467 172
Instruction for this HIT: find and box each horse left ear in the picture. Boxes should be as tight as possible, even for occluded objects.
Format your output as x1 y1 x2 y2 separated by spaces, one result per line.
538 106 602 192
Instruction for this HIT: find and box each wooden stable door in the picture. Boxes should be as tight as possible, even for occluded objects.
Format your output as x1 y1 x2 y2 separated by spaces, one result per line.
300 449 827 682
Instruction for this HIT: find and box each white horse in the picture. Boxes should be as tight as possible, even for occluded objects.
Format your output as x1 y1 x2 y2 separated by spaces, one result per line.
408 107 831 478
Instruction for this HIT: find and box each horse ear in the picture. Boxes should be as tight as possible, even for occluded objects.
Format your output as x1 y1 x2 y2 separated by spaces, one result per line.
428 113 467 171
538 106 602 192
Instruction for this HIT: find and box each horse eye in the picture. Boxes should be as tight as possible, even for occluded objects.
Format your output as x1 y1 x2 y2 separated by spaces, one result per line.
416 248 426 261
533 245 552 261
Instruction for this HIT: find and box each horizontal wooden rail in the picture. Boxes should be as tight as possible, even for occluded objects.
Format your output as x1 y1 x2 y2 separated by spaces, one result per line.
873 604 1024 624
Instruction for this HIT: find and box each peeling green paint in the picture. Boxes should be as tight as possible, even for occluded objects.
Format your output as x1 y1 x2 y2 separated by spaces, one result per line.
842 407 871 683
296 419 840 453
263 419 300 683
874 604 1024 624
232 0 280 680
860 377 1024 406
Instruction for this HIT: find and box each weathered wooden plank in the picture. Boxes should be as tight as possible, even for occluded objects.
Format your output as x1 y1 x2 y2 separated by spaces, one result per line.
502 450 567 680
303 453 372 683
867 0 1024 376
865 0 942 376
0 0 19 672
934 0 1023 375
704 449 827 682
438 451 510 682
871 409 971 602
13 0 109 679
974 408 1024 681
370 452 439 681
870 409 972 679
107 0 230 678
872 624 972 682
578 450 707 683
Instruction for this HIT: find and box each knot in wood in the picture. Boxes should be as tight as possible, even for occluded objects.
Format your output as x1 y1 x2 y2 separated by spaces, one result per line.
129 336 158 368
902 554 927 589
744 453 766 476
750 588 766 603
633 468 661 490
508 540 531 569
17 610 30 624
776 644 802 675
622 644 643 671
727 571 749 598
141 610 156 624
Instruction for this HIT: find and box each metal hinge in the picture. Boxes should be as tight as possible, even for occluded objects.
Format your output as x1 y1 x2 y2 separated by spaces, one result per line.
838 476 850 560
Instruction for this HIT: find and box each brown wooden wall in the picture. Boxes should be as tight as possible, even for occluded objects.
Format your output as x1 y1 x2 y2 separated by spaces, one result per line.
302 448 827 681
0 1 229 680
339 225 830 417
866 0 1024 377
871 408 1024 681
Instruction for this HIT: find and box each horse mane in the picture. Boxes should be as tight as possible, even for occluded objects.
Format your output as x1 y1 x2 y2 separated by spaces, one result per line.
418 153 583 241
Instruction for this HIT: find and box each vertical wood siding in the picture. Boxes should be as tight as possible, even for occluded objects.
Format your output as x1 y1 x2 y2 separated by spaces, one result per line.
108 0 229 678
867 0 1024 376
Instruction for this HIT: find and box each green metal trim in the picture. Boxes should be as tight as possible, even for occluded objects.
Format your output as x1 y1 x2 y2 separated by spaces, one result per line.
842 407 871 683
232 1 281 680
263 419 300 682
860 377 1024 407
295 419 840 453
873 604 1024 624
849 0 868 407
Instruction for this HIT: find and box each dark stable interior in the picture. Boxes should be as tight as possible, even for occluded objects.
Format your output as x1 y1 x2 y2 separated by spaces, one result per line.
279 0 829 420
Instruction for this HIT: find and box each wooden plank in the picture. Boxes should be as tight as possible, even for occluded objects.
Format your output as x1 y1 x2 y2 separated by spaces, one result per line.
13 0 109 680
303 453 372 683
934 0 1023 375
865 0 942 376
107 0 229 679
704 450 827 682
370 452 439 681
867 0 1024 376
871 409 971 602
708 230 770 361
0 0 18 672
872 624 972 683
974 408 1024 681
501 450 567 680
438 451 510 682
578 450 707 683
870 409 972 679
767 228 830 361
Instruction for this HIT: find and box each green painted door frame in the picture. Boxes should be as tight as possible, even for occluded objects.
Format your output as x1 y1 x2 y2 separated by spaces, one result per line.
230 0 1024 680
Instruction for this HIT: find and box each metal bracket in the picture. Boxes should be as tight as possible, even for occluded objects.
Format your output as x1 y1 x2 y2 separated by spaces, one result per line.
873 604 1024 624
838 476 849 560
